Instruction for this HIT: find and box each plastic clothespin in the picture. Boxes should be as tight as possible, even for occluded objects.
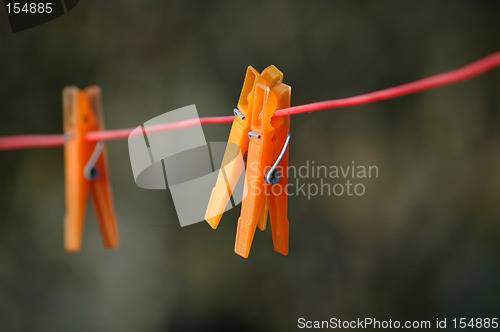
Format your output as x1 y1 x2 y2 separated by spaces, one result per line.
205 66 265 228
63 86 119 252
205 65 291 258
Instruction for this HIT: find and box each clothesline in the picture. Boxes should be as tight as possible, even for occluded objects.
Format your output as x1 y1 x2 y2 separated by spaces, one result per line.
1 52 499 151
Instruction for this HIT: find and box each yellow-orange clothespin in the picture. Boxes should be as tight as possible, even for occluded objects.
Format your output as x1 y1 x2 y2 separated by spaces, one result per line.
63 86 119 252
205 66 264 228
205 65 291 258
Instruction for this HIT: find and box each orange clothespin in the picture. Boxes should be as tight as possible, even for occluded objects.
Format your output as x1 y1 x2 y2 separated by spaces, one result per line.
63 86 119 252
205 66 265 228
205 65 291 258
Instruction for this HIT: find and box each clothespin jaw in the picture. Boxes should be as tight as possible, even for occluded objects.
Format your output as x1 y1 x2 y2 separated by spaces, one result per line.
235 66 291 258
205 66 265 229
63 86 119 252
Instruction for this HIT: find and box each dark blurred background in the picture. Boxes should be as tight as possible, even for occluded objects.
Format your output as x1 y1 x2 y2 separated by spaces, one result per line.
1 1 500 331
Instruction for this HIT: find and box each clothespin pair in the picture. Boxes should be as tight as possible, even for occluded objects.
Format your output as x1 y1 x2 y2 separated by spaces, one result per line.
206 65 291 258
63 86 119 252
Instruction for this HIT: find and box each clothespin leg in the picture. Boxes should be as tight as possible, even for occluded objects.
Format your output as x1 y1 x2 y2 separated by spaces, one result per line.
234 139 270 257
235 169 267 258
89 149 119 248
64 152 89 252
206 134 248 229
268 155 290 256
257 198 268 231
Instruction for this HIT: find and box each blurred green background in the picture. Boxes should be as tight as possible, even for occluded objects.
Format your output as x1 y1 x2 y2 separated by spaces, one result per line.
1 1 500 331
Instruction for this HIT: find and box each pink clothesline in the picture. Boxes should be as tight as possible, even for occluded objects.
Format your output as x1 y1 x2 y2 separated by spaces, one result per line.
1 52 499 151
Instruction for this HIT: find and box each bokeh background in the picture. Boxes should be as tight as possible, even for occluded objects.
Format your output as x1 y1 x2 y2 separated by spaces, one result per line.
1 1 500 331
